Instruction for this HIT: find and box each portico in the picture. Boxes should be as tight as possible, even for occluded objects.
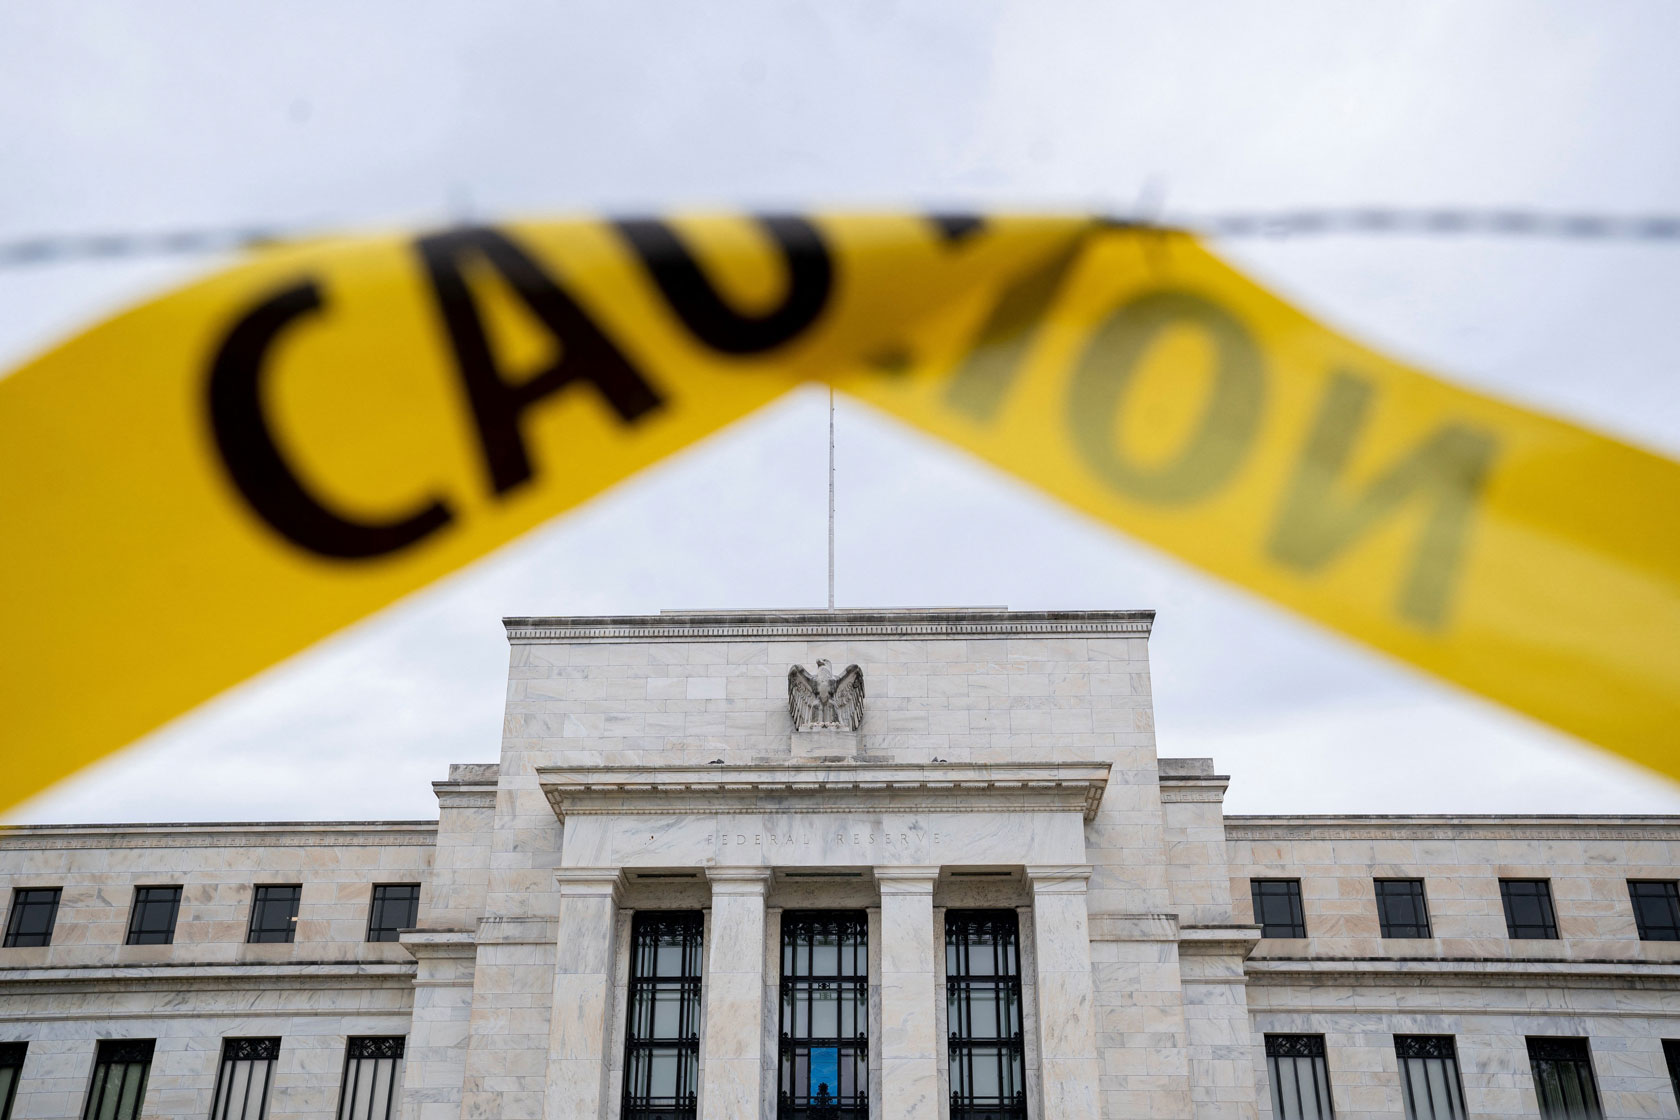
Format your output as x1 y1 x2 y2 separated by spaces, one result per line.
537 761 1110 1119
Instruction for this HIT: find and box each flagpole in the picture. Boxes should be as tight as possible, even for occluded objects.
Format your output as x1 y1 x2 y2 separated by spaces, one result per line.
827 383 836 610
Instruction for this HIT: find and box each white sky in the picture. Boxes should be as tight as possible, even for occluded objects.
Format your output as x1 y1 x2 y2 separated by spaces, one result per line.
4 2 1679 822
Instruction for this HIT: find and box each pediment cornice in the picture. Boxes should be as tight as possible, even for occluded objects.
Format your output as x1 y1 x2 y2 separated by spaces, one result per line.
537 761 1110 821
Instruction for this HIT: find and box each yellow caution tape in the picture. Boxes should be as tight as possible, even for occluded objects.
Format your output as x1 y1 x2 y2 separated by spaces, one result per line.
2 215 1676 812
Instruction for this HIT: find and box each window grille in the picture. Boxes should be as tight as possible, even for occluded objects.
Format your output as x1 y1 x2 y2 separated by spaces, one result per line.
620 911 703 1120
125 887 182 946
1664 1040 1680 1108
778 911 868 1120
81 1039 153 1120
1251 879 1307 938
3 888 61 948
1265 1035 1333 1120
1628 881 1680 941
1374 880 1432 939
247 885 302 944
945 910 1026 1120
1501 880 1559 940
365 885 421 943
335 1037 403 1120
0 1042 24 1120
210 1038 279 1120
1394 1036 1466 1120
1526 1037 1602 1120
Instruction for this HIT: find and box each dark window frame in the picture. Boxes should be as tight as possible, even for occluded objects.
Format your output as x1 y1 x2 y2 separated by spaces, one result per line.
945 909 1027 1120
1394 1035 1466 1120
1526 1036 1603 1120
125 886 183 946
209 1037 280 1120
1251 879 1308 938
365 884 421 944
1265 1034 1334 1120
778 910 868 1120
81 1039 154 1120
1375 879 1433 939
246 885 302 944
1628 880 1680 942
0 1041 24 1120
1663 1039 1680 1109
620 911 704 1120
1500 879 1560 940
335 1036 404 1120
3 888 62 948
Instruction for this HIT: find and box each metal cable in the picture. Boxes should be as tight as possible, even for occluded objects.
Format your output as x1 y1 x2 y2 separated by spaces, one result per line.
2 208 1678 268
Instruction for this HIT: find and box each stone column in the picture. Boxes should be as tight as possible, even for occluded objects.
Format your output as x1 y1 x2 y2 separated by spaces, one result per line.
876 867 941 1120
546 869 622 1120
1026 865 1102 1120
701 868 772 1120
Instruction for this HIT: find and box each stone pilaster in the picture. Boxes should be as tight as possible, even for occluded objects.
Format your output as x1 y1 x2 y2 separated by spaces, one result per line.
876 868 941 1120
397 930 476 1120
701 868 772 1120
546 869 622 1120
1027 865 1102 1120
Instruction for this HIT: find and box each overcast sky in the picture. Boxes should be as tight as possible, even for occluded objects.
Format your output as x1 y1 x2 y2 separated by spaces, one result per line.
4 2 1679 823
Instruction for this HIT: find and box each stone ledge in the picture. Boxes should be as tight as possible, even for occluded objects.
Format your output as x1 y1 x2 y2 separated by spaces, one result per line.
1246 955 1680 989
0 960 417 992
537 761 1111 821
504 608 1153 643
0 821 437 849
432 781 497 810
399 930 477 959
1178 925 1262 956
1226 814 1680 840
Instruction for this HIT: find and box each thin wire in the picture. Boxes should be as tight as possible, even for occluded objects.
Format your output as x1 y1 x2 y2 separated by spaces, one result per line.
4 207 1680 269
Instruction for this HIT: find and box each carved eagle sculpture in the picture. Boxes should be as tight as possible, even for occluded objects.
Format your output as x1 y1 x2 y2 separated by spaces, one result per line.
788 659 865 731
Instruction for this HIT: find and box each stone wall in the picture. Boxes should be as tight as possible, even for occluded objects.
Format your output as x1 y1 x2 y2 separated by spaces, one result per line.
1230 817 1680 1120
0 822 432 1120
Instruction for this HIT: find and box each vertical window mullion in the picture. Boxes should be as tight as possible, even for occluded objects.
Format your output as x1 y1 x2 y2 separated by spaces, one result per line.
945 911 1024 1120
1527 1037 1603 1120
621 912 702 1120
1266 1036 1332 1120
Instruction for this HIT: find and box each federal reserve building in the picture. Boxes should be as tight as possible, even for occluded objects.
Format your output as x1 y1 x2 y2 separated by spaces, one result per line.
2 608 1679 1120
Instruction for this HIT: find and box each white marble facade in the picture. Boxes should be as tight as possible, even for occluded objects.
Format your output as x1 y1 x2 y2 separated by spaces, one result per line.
1 608 1678 1120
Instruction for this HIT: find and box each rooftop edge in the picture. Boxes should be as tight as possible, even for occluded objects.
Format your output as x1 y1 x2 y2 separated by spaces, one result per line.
503 608 1155 642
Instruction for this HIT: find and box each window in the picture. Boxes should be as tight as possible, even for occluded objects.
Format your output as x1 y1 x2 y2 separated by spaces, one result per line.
125 887 182 946
210 1038 279 1120
1375 880 1432 939
1394 1036 1466 1120
1501 880 1559 939
81 1039 153 1120
1665 1041 1680 1108
1265 1035 1333 1120
1527 1037 1602 1120
247 885 301 944
945 910 1027 1120
3 889 61 948
1628 881 1680 941
335 1037 404 1120
0 1042 24 1120
366 885 421 943
1252 879 1307 938
620 912 703 1120
778 911 867 1120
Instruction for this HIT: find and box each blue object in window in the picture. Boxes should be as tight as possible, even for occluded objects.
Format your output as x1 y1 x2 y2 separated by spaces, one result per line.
809 1048 839 1099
